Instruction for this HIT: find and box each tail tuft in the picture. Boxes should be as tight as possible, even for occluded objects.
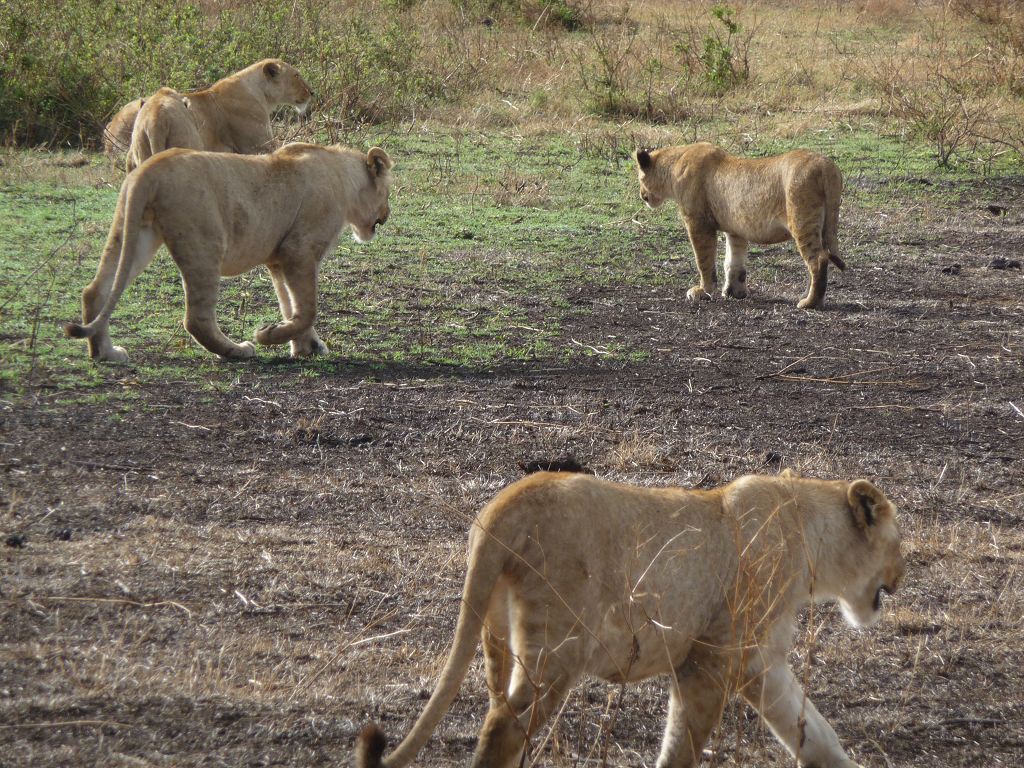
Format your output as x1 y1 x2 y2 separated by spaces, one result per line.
64 322 91 339
828 253 846 271
355 724 387 768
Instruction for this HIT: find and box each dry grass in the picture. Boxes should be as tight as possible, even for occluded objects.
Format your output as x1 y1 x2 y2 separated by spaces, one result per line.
8 0 1024 165
354 0 1024 163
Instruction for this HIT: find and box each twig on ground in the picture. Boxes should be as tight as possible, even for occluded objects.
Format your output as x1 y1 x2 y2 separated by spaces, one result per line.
27 596 193 617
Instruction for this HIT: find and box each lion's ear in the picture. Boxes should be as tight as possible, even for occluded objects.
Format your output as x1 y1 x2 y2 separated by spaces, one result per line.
367 147 393 176
634 149 653 170
848 479 887 530
264 61 282 79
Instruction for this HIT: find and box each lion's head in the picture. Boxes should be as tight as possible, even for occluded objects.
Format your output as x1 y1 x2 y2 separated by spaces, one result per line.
260 59 313 114
833 479 905 628
350 147 394 244
633 148 668 209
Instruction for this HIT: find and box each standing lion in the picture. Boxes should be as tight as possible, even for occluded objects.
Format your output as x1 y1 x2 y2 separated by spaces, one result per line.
634 143 845 309
356 470 904 768
124 59 312 172
65 143 393 363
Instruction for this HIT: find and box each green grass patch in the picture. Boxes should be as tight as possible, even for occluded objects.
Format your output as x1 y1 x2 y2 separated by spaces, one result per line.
1 126 1014 400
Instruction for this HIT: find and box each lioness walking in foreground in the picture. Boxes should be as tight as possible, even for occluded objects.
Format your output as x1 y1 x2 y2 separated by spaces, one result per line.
635 143 845 309
66 143 393 362
125 59 312 172
357 471 904 768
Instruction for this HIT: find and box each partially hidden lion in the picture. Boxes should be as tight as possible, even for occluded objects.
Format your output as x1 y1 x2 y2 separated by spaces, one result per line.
65 143 393 363
634 143 845 309
125 59 312 172
103 98 144 159
356 470 904 768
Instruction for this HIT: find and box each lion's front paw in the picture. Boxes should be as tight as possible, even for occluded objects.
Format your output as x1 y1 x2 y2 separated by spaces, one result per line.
291 337 329 358
686 285 714 302
254 323 283 345
220 341 257 361
723 282 748 299
797 296 823 310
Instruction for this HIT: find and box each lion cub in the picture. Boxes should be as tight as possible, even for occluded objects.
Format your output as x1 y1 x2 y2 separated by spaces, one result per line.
356 471 904 768
66 143 392 363
635 143 845 309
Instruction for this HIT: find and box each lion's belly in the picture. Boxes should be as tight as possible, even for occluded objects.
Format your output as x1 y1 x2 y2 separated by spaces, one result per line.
584 600 698 683
220 225 281 277
726 218 791 245
220 250 272 277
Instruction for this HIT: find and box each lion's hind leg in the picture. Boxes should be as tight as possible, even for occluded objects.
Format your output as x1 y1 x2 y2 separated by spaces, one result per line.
175 255 255 360
790 210 830 310
77 214 162 363
472 612 582 768
482 581 514 711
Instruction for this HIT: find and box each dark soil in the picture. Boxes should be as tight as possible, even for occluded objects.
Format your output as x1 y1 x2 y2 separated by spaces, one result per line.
2 199 1023 767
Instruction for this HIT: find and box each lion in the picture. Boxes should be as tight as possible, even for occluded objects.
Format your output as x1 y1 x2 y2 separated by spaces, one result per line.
125 59 312 172
103 98 144 159
65 143 393 363
634 143 846 309
356 470 904 768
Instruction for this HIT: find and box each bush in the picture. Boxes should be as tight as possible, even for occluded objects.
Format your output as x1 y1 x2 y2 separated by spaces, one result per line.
0 0 461 147
576 3 753 121
0 0 259 145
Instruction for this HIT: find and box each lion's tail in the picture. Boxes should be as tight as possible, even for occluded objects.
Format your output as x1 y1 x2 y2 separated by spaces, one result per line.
63 175 149 341
823 162 845 271
355 523 509 768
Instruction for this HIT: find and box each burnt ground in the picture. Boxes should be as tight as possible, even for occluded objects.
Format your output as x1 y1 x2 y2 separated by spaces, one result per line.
2 189 1024 767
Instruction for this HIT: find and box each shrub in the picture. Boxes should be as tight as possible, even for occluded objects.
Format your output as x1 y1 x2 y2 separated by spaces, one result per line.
0 0 461 147
576 3 753 121
0 0 208 145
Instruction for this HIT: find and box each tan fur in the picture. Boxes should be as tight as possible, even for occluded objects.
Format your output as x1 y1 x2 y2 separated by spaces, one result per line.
103 98 144 158
356 472 904 768
65 143 393 363
126 59 312 172
634 143 845 309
